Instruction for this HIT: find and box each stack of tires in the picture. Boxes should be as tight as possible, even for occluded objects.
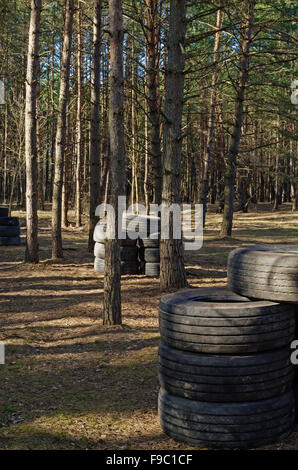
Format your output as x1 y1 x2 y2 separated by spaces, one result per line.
158 244 298 449
227 245 298 304
125 214 161 277
139 234 160 277
93 222 138 275
93 213 161 277
0 207 21 246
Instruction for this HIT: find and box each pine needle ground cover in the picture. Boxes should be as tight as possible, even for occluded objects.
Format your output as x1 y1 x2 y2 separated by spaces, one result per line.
0 204 297 450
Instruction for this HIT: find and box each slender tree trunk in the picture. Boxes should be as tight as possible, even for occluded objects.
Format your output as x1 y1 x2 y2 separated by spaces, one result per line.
49 34 56 202
273 157 280 210
160 0 188 291
220 0 256 238
62 103 71 227
52 0 74 259
290 123 298 211
8 166 18 217
25 0 42 263
100 41 110 205
103 0 126 325
36 61 44 211
146 0 162 205
200 5 223 225
144 45 150 212
75 0 83 227
88 0 102 252
2 52 9 204
130 33 136 207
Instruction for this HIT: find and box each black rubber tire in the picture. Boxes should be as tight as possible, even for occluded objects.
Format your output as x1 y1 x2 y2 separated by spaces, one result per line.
144 248 160 263
228 245 298 303
94 258 138 275
0 236 21 246
159 287 295 354
159 343 294 402
93 222 137 245
139 261 146 274
145 262 160 277
123 214 161 238
139 246 161 262
138 247 145 261
121 261 139 275
94 257 104 273
0 226 20 237
94 242 138 261
94 223 137 244
158 388 295 449
93 222 106 242
139 235 160 248
0 207 8 217
0 217 19 227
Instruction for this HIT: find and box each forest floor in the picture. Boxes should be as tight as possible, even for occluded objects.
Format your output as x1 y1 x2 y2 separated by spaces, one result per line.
0 203 298 450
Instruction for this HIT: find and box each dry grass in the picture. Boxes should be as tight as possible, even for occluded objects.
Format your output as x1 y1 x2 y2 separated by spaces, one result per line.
0 203 297 450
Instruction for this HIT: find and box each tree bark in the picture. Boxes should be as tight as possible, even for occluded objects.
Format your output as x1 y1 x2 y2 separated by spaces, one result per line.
220 0 256 238
160 0 188 291
103 0 126 325
100 41 110 206
75 0 83 227
290 123 298 211
130 32 137 207
144 44 150 212
25 0 42 263
36 60 44 211
145 0 162 205
273 155 280 210
52 0 74 259
200 5 223 225
88 0 102 252
62 102 71 227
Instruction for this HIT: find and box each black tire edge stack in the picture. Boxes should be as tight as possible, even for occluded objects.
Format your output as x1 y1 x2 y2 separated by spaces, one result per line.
139 233 160 277
158 244 298 449
93 213 161 277
0 207 21 246
93 238 139 275
228 245 298 303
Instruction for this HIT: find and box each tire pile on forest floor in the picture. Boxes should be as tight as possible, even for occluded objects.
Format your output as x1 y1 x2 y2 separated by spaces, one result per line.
139 233 160 276
94 237 139 275
93 214 161 277
158 245 298 449
0 206 21 246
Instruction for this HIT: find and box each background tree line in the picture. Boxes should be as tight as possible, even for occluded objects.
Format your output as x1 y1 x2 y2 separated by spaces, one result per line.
0 0 297 320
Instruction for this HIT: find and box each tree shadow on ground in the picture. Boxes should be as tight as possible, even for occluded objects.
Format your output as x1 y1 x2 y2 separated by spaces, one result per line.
0 348 161 449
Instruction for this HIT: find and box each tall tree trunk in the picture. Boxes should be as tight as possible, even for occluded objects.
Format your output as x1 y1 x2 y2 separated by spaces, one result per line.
200 5 223 225
146 0 162 205
52 0 74 259
103 0 126 325
2 50 9 205
273 116 280 210
160 0 188 291
220 0 256 238
88 0 102 252
130 33 136 207
62 103 71 227
36 60 44 211
100 41 110 205
273 156 280 210
290 123 298 211
144 45 150 212
25 0 42 263
75 0 83 227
